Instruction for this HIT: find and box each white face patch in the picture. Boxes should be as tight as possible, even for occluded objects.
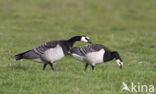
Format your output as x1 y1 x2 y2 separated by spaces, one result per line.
81 36 89 43
86 36 90 39
116 59 123 67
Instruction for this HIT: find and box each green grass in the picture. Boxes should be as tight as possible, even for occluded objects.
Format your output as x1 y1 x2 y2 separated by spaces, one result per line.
0 0 156 94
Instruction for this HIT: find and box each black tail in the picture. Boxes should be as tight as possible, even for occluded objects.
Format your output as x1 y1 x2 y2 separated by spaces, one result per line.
15 50 30 60
15 53 24 60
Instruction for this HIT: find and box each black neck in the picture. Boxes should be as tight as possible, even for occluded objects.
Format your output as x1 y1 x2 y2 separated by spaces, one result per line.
67 36 81 47
60 36 82 55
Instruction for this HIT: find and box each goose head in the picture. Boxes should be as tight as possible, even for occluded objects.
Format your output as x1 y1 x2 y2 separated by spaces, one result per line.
80 36 92 44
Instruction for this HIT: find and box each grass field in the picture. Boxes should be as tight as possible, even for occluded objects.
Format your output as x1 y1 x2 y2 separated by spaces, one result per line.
0 0 156 94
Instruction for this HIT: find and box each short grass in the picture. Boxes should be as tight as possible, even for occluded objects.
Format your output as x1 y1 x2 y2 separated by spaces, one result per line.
0 0 156 94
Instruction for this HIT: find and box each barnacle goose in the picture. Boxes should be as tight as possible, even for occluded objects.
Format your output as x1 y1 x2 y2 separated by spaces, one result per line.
15 36 91 70
70 43 123 71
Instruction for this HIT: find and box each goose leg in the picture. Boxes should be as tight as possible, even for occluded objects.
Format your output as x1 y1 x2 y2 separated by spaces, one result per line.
91 65 95 70
49 63 55 71
84 64 89 72
43 64 47 70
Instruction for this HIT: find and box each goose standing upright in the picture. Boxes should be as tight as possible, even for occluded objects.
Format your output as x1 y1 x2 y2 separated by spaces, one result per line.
70 43 123 71
15 36 91 70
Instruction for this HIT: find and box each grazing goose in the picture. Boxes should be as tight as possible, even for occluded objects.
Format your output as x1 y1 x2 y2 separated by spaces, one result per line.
15 36 91 70
70 43 123 71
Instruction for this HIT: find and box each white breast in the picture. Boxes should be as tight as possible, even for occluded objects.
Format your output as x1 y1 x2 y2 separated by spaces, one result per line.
85 49 105 65
42 44 65 63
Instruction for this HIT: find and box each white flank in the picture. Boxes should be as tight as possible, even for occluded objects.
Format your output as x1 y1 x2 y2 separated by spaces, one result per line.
85 49 105 65
71 49 105 66
42 44 65 63
71 53 85 62
33 58 43 62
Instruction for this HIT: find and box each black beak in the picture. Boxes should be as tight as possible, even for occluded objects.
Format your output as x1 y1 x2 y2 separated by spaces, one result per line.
88 40 92 44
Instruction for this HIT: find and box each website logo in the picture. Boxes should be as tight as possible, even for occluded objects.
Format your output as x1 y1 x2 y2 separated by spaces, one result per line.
122 82 154 93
